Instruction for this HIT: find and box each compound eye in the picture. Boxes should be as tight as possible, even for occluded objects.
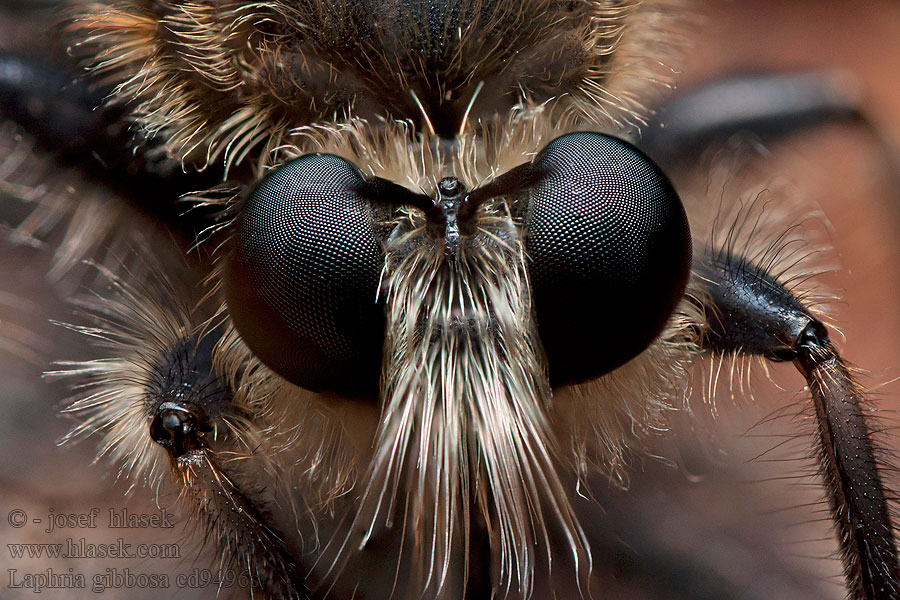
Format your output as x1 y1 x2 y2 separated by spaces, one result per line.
523 132 692 385
224 154 384 394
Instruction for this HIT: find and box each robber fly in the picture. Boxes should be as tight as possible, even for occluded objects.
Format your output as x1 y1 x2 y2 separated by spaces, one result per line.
1 1 898 599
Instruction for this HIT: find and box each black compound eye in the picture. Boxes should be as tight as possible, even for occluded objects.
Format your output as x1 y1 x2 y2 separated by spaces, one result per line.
224 154 384 394
522 132 692 385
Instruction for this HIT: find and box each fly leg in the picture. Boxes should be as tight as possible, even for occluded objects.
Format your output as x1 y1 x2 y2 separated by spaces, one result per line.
693 247 900 600
55 266 316 599
639 71 866 166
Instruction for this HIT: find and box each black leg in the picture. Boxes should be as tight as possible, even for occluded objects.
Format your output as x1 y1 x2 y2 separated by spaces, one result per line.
693 246 900 600
639 71 865 167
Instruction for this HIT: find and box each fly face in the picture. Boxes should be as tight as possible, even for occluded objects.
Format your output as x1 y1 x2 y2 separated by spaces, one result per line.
2 1 900 599
216 128 692 596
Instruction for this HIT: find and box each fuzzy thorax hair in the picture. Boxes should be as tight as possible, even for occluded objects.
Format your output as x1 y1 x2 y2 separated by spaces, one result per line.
68 0 680 175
